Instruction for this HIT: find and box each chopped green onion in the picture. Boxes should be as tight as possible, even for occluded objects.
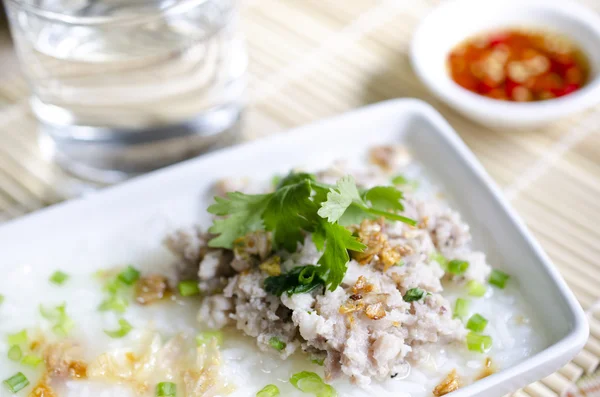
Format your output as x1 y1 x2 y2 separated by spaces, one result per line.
466 332 492 353
60 316 74 334
453 298 470 319
52 325 66 337
40 303 74 337
98 271 137 315
298 267 316 285
39 304 57 319
98 296 128 313
118 266 141 286
104 277 127 295
311 355 325 366
55 319 74 337
395 260 405 267
104 318 133 338
256 384 280 397
0 295 4 305
52 319 75 337
391 174 409 185
391 175 419 189
3 372 29 393
196 331 223 346
21 354 43 368
467 280 487 297
7 330 27 346
466 314 488 332
319 384 337 397
447 260 469 275
403 287 426 302
290 371 322 389
178 280 200 297
40 302 65 321
50 270 69 285
156 382 176 397
489 269 510 289
56 303 68 316
40 302 67 321
430 252 447 269
7 345 22 362
290 371 336 396
269 336 286 351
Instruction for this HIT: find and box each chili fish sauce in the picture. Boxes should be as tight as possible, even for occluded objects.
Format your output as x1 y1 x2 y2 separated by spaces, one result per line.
448 29 589 102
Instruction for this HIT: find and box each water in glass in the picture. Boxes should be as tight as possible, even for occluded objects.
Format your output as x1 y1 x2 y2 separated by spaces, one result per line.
6 0 246 182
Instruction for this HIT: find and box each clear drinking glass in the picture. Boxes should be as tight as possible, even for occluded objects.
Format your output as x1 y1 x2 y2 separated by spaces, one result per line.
4 0 246 182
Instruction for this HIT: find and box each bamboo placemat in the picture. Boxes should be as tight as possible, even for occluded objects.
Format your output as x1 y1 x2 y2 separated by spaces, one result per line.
0 0 599 395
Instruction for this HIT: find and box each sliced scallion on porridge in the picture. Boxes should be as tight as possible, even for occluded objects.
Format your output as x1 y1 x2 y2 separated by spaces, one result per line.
0 145 547 397
49 271 69 286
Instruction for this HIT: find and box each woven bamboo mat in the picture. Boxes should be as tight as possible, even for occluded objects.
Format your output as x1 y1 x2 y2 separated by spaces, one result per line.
0 0 599 395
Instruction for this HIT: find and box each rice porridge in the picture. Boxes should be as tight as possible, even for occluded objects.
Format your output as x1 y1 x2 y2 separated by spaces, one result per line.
0 145 548 397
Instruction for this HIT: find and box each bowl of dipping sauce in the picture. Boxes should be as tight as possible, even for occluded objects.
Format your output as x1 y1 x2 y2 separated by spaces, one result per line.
410 0 600 128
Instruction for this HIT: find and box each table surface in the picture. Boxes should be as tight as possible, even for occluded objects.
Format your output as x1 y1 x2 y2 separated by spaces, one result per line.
0 0 599 395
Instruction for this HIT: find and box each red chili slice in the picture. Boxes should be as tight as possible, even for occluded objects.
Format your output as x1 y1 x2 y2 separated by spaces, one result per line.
563 83 580 95
551 83 580 97
504 79 520 97
489 34 508 47
550 58 576 75
476 82 494 94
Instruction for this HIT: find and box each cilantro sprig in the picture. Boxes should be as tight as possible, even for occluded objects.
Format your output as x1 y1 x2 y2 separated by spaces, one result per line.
207 192 271 249
318 176 416 226
207 173 415 292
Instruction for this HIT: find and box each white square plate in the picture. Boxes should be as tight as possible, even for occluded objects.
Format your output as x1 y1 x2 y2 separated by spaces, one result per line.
0 99 587 396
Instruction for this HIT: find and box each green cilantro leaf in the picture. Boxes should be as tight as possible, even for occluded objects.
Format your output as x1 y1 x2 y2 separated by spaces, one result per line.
361 207 417 226
207 192 271 248
277 172 316 188
362 185 416 225
314 220 366 290
364 186 404 212
263 178 315 252
317 176 363 222
337 204 375 226
319 178 416 227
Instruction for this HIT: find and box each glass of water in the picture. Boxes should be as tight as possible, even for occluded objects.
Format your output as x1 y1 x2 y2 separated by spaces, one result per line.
4 0 246 183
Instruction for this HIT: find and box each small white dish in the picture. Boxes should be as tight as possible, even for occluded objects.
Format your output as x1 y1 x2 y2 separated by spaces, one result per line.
0 99 588 396
410 0 600 128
